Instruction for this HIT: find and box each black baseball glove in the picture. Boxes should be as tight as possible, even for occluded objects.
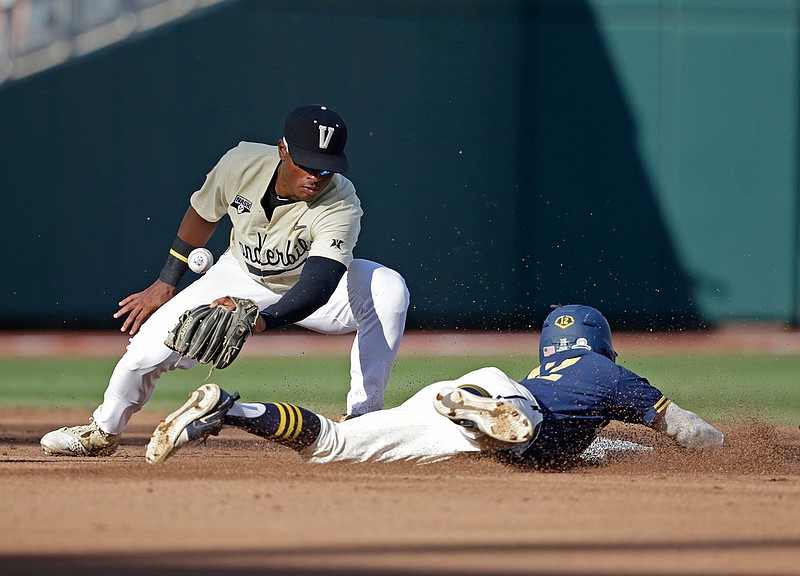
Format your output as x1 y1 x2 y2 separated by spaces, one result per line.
165 296 260 369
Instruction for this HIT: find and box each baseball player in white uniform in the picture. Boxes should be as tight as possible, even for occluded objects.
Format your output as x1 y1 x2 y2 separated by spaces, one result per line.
41 105 410 457
144 304 723 467
146 366 543 465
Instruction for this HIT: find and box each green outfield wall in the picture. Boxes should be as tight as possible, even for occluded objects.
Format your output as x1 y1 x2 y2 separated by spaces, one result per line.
1 0 798 330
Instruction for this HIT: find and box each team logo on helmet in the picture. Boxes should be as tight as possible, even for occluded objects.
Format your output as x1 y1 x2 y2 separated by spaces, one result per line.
554 315 575 329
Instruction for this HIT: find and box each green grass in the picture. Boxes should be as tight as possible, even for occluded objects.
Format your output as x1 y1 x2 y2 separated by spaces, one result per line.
0 355 533 417
1 353 798 424
620 353 800 424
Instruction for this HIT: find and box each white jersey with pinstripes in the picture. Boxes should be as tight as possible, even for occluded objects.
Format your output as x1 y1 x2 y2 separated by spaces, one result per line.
190 142 362 293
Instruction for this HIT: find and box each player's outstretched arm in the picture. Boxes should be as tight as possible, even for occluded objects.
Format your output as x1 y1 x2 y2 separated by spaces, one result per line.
651 402 724 449
115 280 176 335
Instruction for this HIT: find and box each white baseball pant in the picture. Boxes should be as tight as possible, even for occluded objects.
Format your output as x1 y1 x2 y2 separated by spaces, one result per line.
93 251 409 434
304 367 543 464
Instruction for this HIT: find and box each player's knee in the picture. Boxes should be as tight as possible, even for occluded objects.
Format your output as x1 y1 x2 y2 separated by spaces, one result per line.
347 260 409 322
371 266 410 315
119 345 181 374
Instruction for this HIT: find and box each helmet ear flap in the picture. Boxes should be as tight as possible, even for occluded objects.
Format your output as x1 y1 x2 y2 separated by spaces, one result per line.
599 346 618 362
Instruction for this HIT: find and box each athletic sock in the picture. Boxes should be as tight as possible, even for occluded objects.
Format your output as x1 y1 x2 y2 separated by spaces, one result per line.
223 402 321 450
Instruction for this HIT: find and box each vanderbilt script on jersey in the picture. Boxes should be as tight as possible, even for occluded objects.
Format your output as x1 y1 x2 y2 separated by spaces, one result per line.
190 142 362 292
240 231 310 272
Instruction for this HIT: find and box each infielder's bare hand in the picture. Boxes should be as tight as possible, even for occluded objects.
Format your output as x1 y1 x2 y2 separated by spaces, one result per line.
115 280 176 335
211 296 266 333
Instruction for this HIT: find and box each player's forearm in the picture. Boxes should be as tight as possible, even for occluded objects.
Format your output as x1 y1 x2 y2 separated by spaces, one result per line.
258 287 331 331
258 256 345 331
158 207 219 287
652 402 724 449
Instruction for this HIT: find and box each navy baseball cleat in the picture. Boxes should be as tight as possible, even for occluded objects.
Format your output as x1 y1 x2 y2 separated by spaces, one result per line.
433 387 534 444
146 383 239 464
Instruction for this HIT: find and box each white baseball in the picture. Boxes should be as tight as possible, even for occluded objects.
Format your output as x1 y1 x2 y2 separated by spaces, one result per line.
188 248 214 274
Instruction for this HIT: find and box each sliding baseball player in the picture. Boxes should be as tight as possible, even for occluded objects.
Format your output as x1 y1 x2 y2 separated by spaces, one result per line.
146 304 724 467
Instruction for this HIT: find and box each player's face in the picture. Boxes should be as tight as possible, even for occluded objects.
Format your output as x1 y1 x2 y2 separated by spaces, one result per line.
276 140 335 202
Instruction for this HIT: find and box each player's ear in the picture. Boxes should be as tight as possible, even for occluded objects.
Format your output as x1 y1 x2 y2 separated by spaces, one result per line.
278 137 288 157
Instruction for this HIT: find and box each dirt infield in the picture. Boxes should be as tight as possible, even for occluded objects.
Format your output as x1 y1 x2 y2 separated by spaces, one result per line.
2 330 799 574
2 408 799 575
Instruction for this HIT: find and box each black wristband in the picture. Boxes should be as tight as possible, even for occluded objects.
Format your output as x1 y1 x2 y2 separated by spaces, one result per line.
158 237 196 287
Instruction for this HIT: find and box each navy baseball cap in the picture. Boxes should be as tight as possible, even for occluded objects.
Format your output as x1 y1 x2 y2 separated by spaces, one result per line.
283 105 348 173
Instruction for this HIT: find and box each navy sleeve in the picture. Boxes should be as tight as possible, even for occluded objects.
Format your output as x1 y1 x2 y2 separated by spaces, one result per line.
609 367 671 426
259 256 346 330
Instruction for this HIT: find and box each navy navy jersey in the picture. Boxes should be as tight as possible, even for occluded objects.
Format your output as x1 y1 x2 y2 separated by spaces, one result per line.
515 349 670 466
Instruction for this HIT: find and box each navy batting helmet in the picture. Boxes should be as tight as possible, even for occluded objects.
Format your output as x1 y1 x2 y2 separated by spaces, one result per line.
539 304 617 363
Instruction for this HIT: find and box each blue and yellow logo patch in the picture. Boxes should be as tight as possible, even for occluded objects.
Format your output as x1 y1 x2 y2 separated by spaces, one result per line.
554 315 575 329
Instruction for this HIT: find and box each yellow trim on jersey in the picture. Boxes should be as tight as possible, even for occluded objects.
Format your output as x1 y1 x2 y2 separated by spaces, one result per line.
169 248 189 263
654 396 672 413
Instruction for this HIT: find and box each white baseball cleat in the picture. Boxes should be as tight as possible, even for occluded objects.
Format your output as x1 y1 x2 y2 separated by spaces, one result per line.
146 383 239 464
40 419 120 457
433 387 534 444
